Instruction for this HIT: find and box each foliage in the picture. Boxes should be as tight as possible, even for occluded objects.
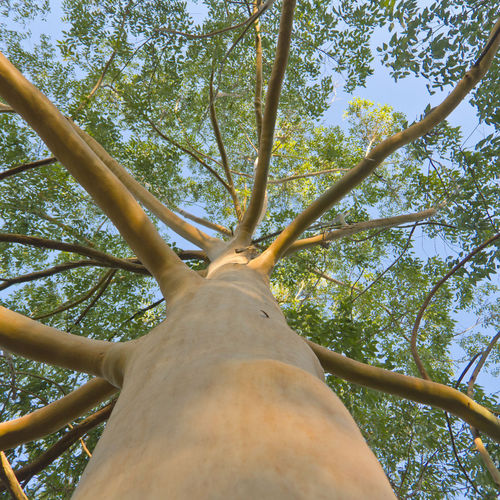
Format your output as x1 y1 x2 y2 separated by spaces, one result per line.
0 0 499 498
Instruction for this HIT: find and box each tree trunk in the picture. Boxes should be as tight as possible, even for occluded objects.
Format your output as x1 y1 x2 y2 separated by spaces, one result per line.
73 265 395 499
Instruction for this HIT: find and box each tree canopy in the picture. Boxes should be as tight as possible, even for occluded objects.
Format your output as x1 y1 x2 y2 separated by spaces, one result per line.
0 0 499 498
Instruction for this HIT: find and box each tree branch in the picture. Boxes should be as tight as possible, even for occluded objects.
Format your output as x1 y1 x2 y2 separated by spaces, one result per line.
0 307 114 376
0 402 114 491
209 73 243 220
70 121 223 259
33 270 115 320
286 207 438 255
0 233 147 273
251 19 500 272
158 0 275 40
466 331 500 489
69 270 116 331
0 103 14 113
0 260 128 292
0 157 57 181
0 378 116 451
306 340 500 444
236 0 297 243
253 0 263 143
0 52 197 300
174 206 232 236
268 167 348 185
0 452 28 500
411 232 500 380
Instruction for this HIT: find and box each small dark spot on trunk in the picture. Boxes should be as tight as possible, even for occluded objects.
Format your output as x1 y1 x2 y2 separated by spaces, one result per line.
260 309 269 318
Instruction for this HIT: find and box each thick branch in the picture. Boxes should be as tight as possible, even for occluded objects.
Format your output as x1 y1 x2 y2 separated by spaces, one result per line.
0 402 114 491
411 232 500 380
251 20 500 272
236 0 296 242
0 307 113 376
0 378 116 451
286 207 438 255
0 157 57 181
306 340 500 443
0 452 27 500
0 52 196 299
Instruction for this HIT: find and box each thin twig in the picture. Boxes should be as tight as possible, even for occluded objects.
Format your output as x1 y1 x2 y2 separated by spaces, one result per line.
120 298 165 326
0 157 57 181
33 270 115 320
69 271 116 331
411 232 500 380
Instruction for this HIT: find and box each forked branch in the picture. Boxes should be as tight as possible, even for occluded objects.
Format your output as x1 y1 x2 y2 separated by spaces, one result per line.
0 52 198 299
0 378 116 451
251 19 500 273
307 340 500 443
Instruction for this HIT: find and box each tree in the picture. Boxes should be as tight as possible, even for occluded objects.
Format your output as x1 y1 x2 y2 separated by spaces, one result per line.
0 0 499 497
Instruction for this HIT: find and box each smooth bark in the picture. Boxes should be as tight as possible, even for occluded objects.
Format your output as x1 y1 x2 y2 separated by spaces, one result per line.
0 307 116 377
307 340 500 443
252 19 500 273
73 266 395 499
0 378 116 450
0 52 196 299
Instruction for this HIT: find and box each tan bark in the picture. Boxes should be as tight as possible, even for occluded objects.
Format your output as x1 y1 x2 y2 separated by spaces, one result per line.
72 265 395 499
0 452 28 500
0 307 117 376
307 340 500 443
0 378 116 450
252 19 500 273
236 0 296 243
0 52 197 299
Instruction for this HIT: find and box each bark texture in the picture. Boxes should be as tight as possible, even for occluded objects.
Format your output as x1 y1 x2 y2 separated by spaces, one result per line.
73 266 395 499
